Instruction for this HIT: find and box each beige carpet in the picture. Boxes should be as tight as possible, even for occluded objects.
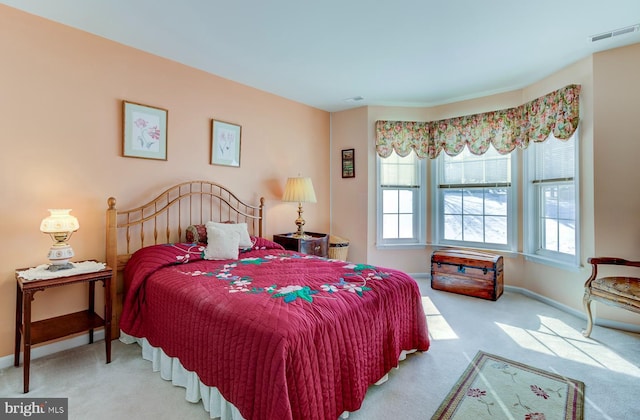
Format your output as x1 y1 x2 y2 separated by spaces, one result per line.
431 351 585 419
1 280 639 419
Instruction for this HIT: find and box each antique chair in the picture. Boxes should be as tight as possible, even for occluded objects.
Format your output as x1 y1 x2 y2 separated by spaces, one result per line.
583 257 640 337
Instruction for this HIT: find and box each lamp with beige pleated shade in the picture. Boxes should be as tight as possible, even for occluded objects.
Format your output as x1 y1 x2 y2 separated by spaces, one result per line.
282 177 316 238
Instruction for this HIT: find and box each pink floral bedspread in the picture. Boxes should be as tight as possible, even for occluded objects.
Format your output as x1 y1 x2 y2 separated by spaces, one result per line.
120 242 430 420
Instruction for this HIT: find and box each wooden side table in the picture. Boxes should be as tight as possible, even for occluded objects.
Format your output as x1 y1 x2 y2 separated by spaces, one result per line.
14 262 112 393
273 232 329 257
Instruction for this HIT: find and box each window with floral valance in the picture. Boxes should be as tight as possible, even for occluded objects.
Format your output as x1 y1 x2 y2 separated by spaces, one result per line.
375 84 580 158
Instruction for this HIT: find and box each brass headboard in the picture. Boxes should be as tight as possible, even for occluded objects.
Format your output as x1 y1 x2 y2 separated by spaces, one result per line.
105 180 264 337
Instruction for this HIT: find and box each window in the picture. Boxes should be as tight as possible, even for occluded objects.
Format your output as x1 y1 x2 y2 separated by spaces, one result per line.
433 146 516 251
524 133 579 267
377 152 425 246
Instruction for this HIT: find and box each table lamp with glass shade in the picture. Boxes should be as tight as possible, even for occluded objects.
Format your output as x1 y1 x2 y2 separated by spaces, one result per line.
40 209 80 271
282 177 316 238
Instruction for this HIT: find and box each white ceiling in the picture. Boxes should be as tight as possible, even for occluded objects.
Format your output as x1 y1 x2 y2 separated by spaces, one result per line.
3 0 640 112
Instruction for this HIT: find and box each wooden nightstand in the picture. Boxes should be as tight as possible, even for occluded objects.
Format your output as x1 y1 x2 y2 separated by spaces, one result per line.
14 262 112 393
273 232 329 257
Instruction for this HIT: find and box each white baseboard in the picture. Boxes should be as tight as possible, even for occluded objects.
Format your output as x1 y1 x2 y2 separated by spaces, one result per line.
504 285 640 334
410 272 640 334
0 330 105 370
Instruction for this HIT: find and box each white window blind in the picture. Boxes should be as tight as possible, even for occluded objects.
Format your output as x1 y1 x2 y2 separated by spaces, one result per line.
532 135 575 183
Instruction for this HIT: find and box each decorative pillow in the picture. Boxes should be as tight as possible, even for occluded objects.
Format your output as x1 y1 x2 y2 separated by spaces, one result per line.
244 236 285 251
185 221 235 244
185 223 280 251
205 221 252 248
204 226 240 260
185 224 207 243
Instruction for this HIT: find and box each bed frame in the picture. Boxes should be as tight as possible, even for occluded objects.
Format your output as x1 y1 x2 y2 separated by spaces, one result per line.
105 180 264 338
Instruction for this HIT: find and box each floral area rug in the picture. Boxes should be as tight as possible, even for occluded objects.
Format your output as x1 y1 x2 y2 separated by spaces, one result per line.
432 351 585 420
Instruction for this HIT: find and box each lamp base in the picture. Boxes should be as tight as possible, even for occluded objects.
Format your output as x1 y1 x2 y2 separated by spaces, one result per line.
293 202 308 238
46 262 74 271
46 243 75 270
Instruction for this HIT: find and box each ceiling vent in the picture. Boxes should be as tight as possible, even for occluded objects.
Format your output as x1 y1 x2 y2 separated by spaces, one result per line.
344 96 365 103
590 24 639 42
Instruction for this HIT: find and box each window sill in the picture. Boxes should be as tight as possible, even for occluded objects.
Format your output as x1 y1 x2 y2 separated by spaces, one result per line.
523 253 582 272
376 243 427 251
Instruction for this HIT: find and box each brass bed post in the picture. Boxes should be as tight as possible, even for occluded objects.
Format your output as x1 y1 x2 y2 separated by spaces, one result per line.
259 197 264 237
106 197 119 339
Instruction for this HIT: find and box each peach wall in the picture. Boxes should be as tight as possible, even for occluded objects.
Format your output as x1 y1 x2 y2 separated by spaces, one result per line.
593 43 640 256
0 6 330 358
589 43 640 324
329 107 368 263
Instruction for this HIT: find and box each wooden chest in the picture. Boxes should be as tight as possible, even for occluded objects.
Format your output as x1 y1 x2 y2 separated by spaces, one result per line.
431 248 504 301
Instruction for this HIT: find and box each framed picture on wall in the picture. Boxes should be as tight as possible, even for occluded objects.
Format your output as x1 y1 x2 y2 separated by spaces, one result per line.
342 148 355 178
211 119 241 167
122 101 168 160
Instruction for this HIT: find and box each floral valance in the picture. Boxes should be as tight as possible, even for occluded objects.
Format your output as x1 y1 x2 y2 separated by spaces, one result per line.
375 84 580 158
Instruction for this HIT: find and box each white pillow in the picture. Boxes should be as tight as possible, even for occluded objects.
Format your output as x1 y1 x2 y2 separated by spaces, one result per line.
204 226 240 260
205 221 252 248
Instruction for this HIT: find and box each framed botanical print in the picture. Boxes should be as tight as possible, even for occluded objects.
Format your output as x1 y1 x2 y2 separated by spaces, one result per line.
342 148 355 178
211 119 241 167
122 101 168 160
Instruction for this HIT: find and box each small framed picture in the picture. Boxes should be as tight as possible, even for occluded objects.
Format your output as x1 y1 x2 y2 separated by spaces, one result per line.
211 119 241 167
342 148 355 178
122 101 168 160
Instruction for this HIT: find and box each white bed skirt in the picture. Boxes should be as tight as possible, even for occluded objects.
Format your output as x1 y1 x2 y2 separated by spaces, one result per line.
120 332 244 419
120 332 415 419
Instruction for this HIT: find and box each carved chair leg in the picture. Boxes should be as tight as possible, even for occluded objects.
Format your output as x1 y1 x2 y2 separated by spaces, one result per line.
582 294 594 337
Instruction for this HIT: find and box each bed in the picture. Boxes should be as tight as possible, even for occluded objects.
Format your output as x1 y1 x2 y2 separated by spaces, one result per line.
106 180 430 420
